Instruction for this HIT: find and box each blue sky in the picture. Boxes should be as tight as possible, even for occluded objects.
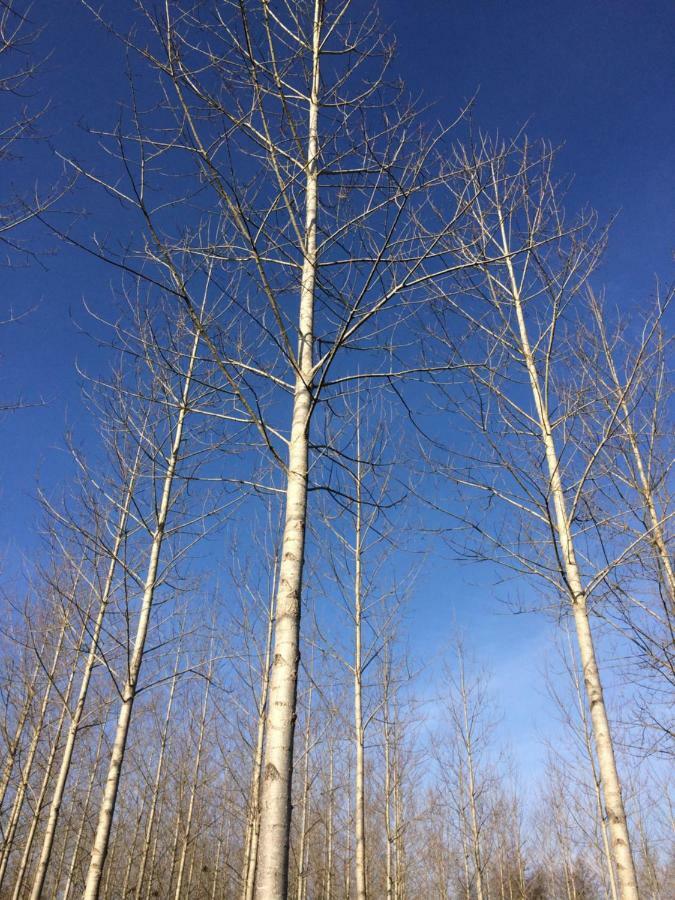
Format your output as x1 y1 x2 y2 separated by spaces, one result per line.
1 0 673 779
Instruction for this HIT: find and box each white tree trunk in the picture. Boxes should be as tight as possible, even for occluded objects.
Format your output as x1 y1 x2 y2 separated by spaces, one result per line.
295 683 313 900
62 726 105 900
82 326 201 900
500 222 639 900
253 3 322 896
0 608 70 888
11 598 92 900
241 567 277 900
29 446 142 900
173 653 212 900
134 647 181 900
354 438 367 900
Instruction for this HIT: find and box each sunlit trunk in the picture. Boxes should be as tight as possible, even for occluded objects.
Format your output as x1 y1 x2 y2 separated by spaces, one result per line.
82 325 201 900
253 4 322 896
499 215 639 900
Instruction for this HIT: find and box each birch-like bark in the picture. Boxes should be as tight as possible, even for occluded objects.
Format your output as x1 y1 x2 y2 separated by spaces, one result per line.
173 652 213 900
0 603 71 888
167 775 186 894
0 651 44 817
29 441 143 900
10 593 93 900
210 828 224 900
134 645 181 900
457 661 485 900
295 682 313 900
353 429 367 900
498 217 639 900
565 632 619 900
589 297 675 611
62 726 105 900
324 739 334 900
383 693 394 900
253 3 322 895
241 560 277 900
82 323 201 900
121 790 148 899
392 724 405 900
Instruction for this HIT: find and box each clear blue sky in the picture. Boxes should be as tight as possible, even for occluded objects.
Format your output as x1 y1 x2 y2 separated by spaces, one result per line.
1 0 673 775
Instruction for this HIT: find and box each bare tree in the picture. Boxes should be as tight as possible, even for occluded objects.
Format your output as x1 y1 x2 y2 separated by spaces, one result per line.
428 138 641 898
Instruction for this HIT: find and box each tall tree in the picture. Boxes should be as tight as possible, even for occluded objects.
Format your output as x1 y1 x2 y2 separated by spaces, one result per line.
428 138 641 897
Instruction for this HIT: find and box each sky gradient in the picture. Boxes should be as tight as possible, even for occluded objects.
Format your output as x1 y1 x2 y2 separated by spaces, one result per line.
1 0 673 778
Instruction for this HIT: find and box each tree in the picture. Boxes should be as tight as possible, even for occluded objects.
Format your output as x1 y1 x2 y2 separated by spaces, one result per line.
428 138 640 897
61 2 484 893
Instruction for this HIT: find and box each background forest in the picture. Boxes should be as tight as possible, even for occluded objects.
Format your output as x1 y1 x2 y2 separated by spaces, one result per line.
0 1 673 899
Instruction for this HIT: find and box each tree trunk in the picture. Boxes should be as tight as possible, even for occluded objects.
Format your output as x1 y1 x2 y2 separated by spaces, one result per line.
324 740 334 900
82 325 201 900
295 683 313 900
11 596 92 900
173 653 212 900
241 563 277 900
500 218 639 900
0 606 71 888
253 3 322 896
29 444 142 900
62 726 105 900
134 647 181 900
354 430 367 900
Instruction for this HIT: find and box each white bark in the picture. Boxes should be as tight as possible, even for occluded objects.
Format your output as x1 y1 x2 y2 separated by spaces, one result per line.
253 3 322 896
134 646 181 900
0 606 71 888
241 563 277 900
10 597 92 900
295 683 313 900
82 324 201 900
62 726 105 900
354 429 367 900
29 444 142 900
173 652 212 900
499 218 640 900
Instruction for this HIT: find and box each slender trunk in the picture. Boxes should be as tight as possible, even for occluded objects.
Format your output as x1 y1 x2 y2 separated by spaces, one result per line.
134 649 181 900
383 714 393 900
242 561 277 900
499 218 639 900
0 651 44 816
173 654 212 900
143 829 161 900
11 596 93 900
595 304 675 611
458 766 471 900
568 632 619 900
345 759 351 900
53 818 70 897
253 4 322 896
63 727 105 900
82 325 201 900
354 424 367 900
324 741 334 900
29 441 143 900
101 813 122 898
393 740 405 900
0 606 71 888
168 780 185 895
122 792 147 899
210 829 223 900
295 684 313 900
459 665 484 900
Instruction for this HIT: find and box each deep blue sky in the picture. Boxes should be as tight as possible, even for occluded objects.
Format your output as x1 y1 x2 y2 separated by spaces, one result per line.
1 0 673 774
